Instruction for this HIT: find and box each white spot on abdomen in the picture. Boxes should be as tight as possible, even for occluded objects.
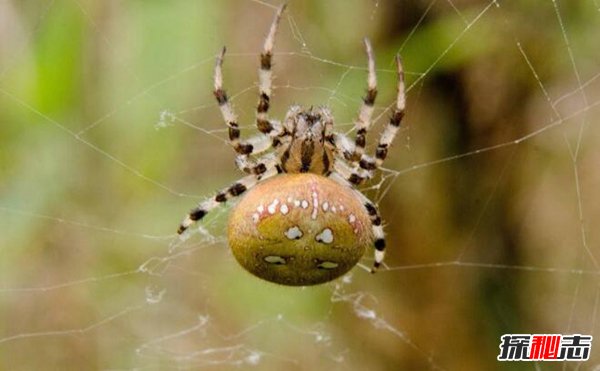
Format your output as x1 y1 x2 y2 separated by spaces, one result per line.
280 204 289 215
311 191 319 220
315 228 334 244
284 226 303 240
267 199 280 214
264 255 286 265
317 261 339 269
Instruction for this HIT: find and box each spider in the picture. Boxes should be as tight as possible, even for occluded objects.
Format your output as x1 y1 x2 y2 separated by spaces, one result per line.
177 4 405 285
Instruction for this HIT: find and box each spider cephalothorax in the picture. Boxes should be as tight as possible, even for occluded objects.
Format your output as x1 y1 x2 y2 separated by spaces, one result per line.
177 4 405 285
277 106 335 175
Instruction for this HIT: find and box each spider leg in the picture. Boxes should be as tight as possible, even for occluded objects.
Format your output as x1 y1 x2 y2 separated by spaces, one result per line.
348 38 377 163
360 55 406 171
236 152 280 176
232 134 280 174
177 162 279 235
256 4 286 136
327 171 386 273
214 47 285 173
331 153 370 186
317 107 336 175
213 47 252 157
328 131 373 185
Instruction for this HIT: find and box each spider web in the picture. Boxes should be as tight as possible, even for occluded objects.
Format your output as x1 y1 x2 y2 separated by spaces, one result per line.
1 0 600 369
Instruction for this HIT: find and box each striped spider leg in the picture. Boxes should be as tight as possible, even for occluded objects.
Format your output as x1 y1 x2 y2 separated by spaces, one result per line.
177 159 279 235
327 170 386 273
328 51 406 272
334 51 406 185
345 38 378 164
212 4 286 176
178 5 288 235
213 47 283 176
256 3 287 135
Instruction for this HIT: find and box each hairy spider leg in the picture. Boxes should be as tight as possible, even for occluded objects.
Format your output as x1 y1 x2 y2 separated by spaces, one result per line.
178 166 279 234
328 172 386 273
348 38 378 163
256 4 287 136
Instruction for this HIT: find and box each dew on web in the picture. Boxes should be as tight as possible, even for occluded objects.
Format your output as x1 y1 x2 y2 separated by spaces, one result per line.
1 0 600 369
155 109 176 130
145 285 167 304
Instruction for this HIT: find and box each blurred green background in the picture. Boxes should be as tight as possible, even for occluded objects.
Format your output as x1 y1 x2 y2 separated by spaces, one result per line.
1 0 600 369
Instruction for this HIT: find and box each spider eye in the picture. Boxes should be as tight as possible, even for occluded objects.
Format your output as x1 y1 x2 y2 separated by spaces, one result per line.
228 174 373 286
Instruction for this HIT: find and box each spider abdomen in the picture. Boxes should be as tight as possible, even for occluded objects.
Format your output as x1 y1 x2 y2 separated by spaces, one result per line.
228 174 373 286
